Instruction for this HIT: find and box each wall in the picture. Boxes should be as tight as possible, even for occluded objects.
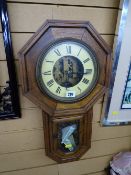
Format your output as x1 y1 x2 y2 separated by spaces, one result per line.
0 0 131 175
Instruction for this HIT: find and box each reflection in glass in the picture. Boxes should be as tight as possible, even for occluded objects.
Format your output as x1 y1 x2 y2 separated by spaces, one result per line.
58 121 79 152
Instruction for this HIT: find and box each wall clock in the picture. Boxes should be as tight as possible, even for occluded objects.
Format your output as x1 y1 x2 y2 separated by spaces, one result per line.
18 20 111 163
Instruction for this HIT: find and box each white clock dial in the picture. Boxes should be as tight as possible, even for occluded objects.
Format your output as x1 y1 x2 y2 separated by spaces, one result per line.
36 39 99 102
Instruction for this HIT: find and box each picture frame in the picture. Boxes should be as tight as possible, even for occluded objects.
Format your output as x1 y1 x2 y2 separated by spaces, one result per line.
103 0 131 125
0 0 21 119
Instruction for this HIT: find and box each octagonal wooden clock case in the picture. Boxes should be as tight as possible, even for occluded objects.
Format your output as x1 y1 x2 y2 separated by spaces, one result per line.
18 20 111 163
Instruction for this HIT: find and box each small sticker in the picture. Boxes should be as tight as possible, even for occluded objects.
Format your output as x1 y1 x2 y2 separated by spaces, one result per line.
65 144 72 149
66 91 76 97
112 111 119 115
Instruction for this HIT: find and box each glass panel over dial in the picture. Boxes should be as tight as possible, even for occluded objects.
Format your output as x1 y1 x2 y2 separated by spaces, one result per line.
36 39 99 102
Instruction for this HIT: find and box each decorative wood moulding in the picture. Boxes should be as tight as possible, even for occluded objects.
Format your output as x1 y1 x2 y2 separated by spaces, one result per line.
18 20 112 163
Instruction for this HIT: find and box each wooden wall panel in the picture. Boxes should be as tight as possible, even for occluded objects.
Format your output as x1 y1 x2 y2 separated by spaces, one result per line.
115 10 122 35
0 61 9 86
0 136 130 172
93 103 102 122
92 123 131 140
0 35 6 60
7 0 120 8
0 169 106 175
58 155 111 175
0 61 14 85
12 33 33 60
0 109 43 133
20 88 37 108
0 61 19 87
101 35 115 48
0 130 44 154
7 3 53 32
88 172 106 175
0 165 59 175
0 150 55 173
0 153 113 174
1 3 118 33
0 109 131 139
52 6 118 34
0 116 131 139
0 127 130 158
83 136 131 159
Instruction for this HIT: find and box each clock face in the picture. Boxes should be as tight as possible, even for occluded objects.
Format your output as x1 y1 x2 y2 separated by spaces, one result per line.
36 39 99 102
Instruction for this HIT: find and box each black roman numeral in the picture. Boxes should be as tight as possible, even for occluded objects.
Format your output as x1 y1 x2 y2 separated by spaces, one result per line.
77 87 81 93
66 45 71 54
56 86 61 94
83 58 90 63
45 60 54 63
77 48 82 56
85 69 92 74
47 79 54 87
54 49 61 56
82 78 89 84
43 71 51 75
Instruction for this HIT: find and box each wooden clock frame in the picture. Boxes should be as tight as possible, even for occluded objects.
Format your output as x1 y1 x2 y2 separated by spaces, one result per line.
18 20 111 163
